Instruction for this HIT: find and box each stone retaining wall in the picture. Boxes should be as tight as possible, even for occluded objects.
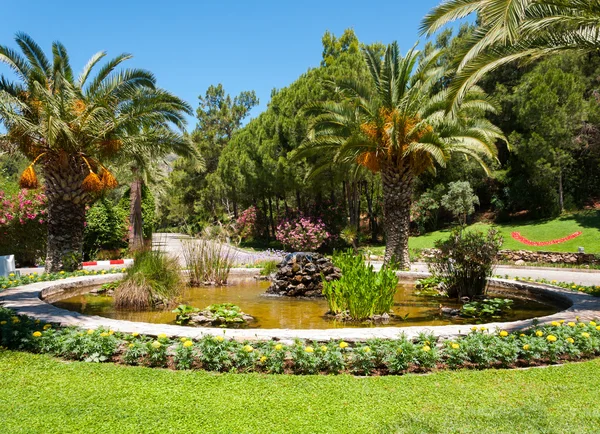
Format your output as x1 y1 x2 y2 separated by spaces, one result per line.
420 248 599 265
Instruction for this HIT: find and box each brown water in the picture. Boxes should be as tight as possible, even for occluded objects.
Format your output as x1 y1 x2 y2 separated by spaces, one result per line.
51 279 560 329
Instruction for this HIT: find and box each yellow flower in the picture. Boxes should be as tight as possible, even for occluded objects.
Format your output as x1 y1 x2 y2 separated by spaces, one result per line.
423 345 431 352
596 326 600 331
551 321 560 327
579 287 584 292
451 343 460 350
519 333 525 337
128 343 135 348
158 333 167 339
60 271 65 274
499 330 508 337
567 337 575 344
180 337 188 342
582 332 590 339
339 341 349 349
32 331 42 337
8 273 14 277
35 319 40 324
183 340 193 348
535 330 544 337
215 335 224 342
571 285 577 289
43 324 51 330
121 268 127 272
274 344 283 351
363 346 371 353
590 321 597 327
551 280 557 284
320 346 328 352
523 344 530 351
243 344 254 353
480 327 487 331
87 329 94 335
305 346 314 353
132 332 139 337
100 332 109 337
546 335 557 342
11 317 19 324
578 323 586 328
0 321 7 325
260 356 267 363
151 341 162 349
108 330 114 335
568 322 576 327
471 326 478 332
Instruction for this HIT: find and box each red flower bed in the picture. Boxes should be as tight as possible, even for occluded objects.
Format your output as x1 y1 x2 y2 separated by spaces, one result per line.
511 231 582 246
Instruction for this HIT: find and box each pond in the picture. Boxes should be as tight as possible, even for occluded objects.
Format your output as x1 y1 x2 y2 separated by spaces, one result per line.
51 278 560 329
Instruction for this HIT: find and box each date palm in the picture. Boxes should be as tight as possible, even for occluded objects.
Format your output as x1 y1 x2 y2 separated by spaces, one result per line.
421 0 600 110
301 42 503 267
0 33 192 271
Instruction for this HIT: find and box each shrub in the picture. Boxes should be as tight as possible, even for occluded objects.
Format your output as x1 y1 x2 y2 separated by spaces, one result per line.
181 239 234 285
323 250 398 321
411 185 444 234
0 189 47 266
429 228 503 299
441 181 479 224
114 250 182 310
83 198 128 260
236 206 268 241
276 217 329 251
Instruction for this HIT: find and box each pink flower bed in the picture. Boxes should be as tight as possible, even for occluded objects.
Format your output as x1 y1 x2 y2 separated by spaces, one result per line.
511 231 582 246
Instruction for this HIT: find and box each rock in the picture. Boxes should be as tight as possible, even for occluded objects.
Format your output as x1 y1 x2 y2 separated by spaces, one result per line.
266 252 340 297
515 260 526 266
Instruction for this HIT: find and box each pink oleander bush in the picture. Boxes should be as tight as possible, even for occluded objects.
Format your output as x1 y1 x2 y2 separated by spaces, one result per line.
0 189 47 266
236 206 267 241
276 217 330 251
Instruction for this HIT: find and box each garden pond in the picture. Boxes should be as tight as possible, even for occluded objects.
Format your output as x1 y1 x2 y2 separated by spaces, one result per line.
49 278 560 329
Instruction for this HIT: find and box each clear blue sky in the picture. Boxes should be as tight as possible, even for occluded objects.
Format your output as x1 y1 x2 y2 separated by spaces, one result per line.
0 0 446 128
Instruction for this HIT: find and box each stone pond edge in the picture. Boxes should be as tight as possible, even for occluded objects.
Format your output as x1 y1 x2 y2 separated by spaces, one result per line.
1 270 600 343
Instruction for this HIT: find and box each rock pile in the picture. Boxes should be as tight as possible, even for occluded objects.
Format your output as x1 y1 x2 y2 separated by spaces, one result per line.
266 252 341 297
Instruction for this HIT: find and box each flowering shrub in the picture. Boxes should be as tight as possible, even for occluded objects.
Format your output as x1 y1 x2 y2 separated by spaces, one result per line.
2 305 600 375
0 189 47 265
511 231 582 246
236 206 267 241
276 217 330 251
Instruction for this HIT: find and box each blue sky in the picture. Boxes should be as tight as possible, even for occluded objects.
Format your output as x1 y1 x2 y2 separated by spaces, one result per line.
0 0 446 128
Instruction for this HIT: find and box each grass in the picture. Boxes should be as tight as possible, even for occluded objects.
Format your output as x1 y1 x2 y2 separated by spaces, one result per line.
365 210 600 256
1 350 600 433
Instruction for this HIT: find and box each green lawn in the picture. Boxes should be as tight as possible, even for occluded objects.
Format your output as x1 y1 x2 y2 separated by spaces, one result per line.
366 210 600 256
2 350 600 433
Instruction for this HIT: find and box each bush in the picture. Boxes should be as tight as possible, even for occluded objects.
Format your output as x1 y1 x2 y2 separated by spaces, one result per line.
276 217 329 251
441 181 479 224
429 228 503 299
83 198 128 260
236 206 268 241
322 250 398 321
0 189 47 266
114 250 182 310
411 185 444 234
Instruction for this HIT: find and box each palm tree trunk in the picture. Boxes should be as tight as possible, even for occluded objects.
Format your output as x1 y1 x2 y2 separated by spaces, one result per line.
43 160 89 272
381 162 412 269
129 174 144 252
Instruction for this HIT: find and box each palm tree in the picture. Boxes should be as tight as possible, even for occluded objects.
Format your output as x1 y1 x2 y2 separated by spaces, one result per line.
0 33 192 271
421 0 600 110
301 42 504 268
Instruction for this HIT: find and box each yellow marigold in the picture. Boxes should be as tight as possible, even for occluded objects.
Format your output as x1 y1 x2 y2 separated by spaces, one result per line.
546 335 557 342
260 355 267 363
571 285 577 289
559 320 565 324
0 321 7 325
183 340 193 348
320 346 328 352
11 317 19 323
423 345 431 352
578 323 586 328
535 330 544 337
499 330 508 337
121 268 126 273
590 321 597 327
8 273 14 277
274 344 283 351
43 324 51 330
158 333 167 339
520 333 525 337
35 319 40 324
596 326 600 331
59 271 65 274
214 335 224 342
108 330 114 335
100 332 109 337
582 332 590 339
180 337 188 342
339 341 349 349
567 322 576 327
243 344 254 353
87 329 94 335
151 341 162 349
132 332 139 337
128 343 135 348
363 346 371 353
451 343 460 350
480 327 487 331
567 337 575 344
523 344 530 351
305 346 314 353
551 321 560 327
32 331 42 337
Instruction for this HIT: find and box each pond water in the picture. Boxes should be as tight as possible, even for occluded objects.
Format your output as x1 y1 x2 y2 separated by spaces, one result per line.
51 278 560 329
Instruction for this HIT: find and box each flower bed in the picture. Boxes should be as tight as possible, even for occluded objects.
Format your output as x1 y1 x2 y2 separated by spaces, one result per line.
511 231 582 246
2 306 599 375
0 268 125 291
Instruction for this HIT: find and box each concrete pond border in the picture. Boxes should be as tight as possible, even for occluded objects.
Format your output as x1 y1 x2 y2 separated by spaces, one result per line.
1 270 600 343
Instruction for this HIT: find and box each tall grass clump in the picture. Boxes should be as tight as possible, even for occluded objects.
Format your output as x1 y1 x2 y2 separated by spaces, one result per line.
182 239 234 286
428 227 503 299
323 250 398 321
114 250 182 310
